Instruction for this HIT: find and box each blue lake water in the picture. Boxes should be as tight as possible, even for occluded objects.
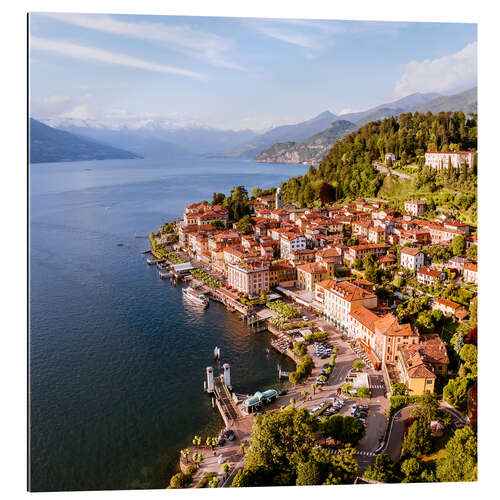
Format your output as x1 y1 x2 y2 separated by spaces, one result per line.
29 156 306 491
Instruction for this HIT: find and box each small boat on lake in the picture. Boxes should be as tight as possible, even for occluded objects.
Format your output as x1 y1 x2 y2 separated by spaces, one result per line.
182 287 209 308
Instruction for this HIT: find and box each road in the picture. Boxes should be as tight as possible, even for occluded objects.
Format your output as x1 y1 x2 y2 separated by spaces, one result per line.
374 162 413 180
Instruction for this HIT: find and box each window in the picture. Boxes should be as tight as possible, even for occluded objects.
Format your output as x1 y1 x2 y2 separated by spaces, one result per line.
426 380 433 385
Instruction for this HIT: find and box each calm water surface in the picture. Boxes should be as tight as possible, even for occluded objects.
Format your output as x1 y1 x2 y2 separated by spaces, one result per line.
29 156 306 491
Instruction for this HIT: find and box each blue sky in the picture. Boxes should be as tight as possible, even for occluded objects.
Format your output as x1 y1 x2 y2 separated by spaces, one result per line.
29 13 477 130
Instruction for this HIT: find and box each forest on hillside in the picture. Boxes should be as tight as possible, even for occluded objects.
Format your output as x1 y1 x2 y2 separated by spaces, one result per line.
280 111 477 208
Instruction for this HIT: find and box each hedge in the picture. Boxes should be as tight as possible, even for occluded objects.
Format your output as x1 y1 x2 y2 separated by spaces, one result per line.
303 331 329 343
386 395 420 418
196 472 217 488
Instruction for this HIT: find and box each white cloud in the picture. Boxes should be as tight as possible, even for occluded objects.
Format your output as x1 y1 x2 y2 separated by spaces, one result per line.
250 19 336 50
395 42 477 97
30 36 204 80
338 108 359 115
30 94 92 117
41 13 245 71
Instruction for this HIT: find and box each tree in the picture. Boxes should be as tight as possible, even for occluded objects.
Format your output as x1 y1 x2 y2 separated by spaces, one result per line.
289 397 296 407
236 214 253 234
212 192 225 205
319 182 336 204
295 460 322 485
411 391 439 423
210 219 224 231
466 244 477 260
192 435 202 448
339 416 366 444
443 376 470 408
402 418 431 457
436 427 477 482
400 457 423 482
208 476 220 488
251 187 262 199
391 382 410 396
363 453 398 483
169 472 192 489
311 383 318 395
192 452 204 469
322 446 359 485
180 448 191 461
301 390 309 401
352 359 364 372
232 465 272 487
460 343 477 366
451 235 466 256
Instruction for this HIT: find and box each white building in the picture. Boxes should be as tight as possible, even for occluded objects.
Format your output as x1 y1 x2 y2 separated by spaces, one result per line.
400 247 425 271
424 151 476 171
280 233 306 260
404 200 427 217
275 187 283 210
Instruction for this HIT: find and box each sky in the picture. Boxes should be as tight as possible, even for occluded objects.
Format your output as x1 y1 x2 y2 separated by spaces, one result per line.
29 13 477 131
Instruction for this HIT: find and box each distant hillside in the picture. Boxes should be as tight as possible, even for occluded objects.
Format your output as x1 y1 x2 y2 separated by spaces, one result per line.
254 120 355 165
279 111 477 207
254 88 477 165
29 118 142 164
222 111 338 158
414 87 477 115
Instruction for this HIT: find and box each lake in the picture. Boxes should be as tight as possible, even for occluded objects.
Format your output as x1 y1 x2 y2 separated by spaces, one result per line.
29 156 307 491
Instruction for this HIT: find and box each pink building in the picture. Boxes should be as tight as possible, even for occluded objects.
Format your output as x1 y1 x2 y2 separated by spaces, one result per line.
227 262 270 298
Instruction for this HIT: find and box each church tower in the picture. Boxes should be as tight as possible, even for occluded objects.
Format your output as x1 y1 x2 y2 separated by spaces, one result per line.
275 187 283 210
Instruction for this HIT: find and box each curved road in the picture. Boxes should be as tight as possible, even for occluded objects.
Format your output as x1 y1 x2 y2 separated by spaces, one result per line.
382 403 467 462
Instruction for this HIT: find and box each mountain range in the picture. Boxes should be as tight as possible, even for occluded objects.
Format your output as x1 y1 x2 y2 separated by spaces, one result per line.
29 118 141 164
253 87 477 164
33 87 477 165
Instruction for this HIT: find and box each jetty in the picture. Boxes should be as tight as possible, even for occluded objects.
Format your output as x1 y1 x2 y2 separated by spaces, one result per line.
205 364 240 426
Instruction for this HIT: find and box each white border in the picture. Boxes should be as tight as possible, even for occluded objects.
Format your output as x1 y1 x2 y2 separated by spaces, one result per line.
2 1 498 500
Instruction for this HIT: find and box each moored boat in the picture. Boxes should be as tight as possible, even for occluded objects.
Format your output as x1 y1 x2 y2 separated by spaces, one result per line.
182 287 209 307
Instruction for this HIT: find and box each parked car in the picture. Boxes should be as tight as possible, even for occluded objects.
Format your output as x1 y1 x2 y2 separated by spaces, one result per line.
278 390 287 396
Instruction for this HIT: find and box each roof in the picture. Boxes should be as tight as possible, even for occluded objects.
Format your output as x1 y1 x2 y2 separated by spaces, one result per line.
400 247 424 257
434 297 461 310
317 279 376 302
425 150 475 155
297 262 326 274
405 199 427 205
418 267 443 278
349 306 380 333
374 313 414 337
464 262 478 272
400 334 449 379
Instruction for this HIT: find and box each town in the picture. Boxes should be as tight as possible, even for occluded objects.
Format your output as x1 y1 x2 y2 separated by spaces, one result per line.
150 150 478 489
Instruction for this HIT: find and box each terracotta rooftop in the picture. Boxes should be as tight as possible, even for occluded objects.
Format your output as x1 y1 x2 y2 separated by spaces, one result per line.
317 279 376 302
400 247 424 256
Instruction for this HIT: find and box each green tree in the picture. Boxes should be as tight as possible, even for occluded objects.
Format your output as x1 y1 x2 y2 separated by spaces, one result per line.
311 383 318 395
459 344 477 367
295 460 322 485
352 359 365 372
466 244 477 260
436 427 477 482
211 192 225 205
400 457 423 482
210 219 224 231
443 377 470 408
402 418 431 457
411 391 439 423
391 382 410 396
451 235 466 256
363 453 398 483
236 214 254 234
169 472 192 489
301 390 309 401
232 465 272 487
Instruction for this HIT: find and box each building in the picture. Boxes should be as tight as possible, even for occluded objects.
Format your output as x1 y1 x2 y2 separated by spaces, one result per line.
400 247 425 271
397 334 449 395
268 262 297 288
417 267 446 286
227 262 269 298
275 187 283 210
464 262 478 284
432 297 469 320
404 200 427 217
372 313 419 364
385 152 396 164
345 243 390 265
280 233 307 260
316 280 378 332
424 151 476 170
296 262 334 292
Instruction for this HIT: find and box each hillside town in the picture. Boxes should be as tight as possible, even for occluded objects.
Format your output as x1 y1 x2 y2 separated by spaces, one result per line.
152 170 477 488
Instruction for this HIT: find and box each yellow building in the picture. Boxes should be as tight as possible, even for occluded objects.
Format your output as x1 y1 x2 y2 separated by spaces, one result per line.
397 334 449 395
296 262 334 292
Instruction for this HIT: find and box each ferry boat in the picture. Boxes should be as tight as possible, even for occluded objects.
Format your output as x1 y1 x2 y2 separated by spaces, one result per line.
182 287 209 308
